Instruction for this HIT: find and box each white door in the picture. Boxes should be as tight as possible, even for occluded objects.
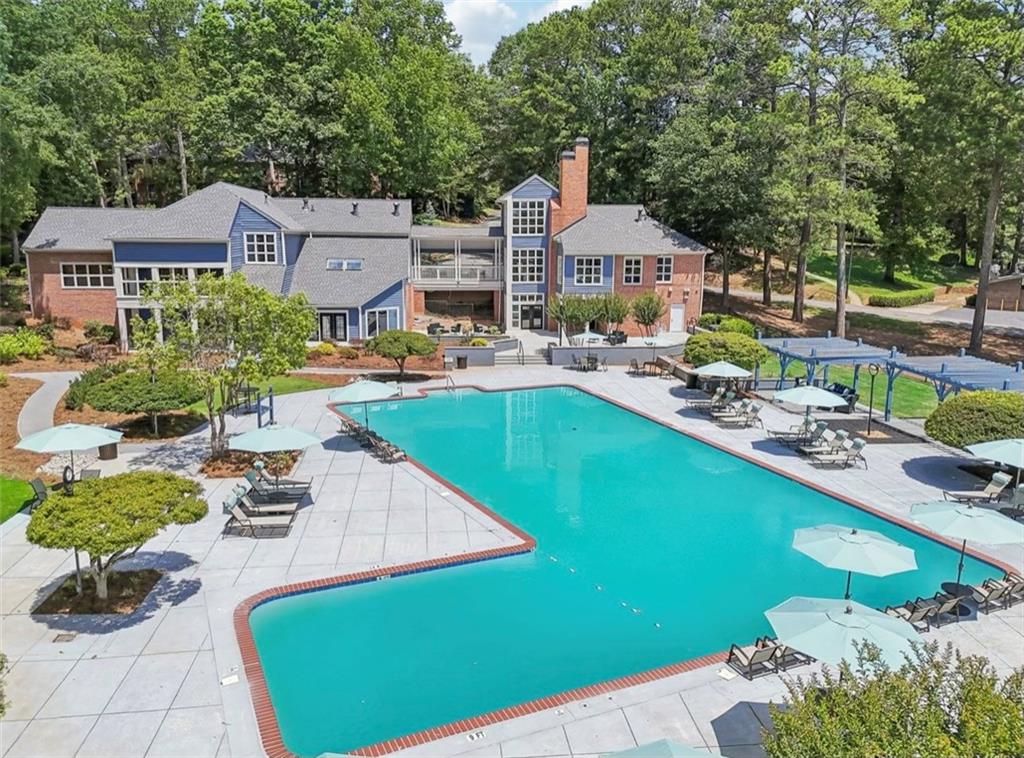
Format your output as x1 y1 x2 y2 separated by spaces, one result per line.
670 304 685 332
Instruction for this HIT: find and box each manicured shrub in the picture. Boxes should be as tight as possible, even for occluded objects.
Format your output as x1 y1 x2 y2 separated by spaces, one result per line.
698 312 724 328
683 331 768 371
32 322 55 340
336 346 359 359
309 342 336 356
364 330 437 378
468 337 489 346
717 316 756 337
84 320 116 344
867 289 935 307
86 370 203 435
0 329 48 363
924 390 1024 448
65 362 130 410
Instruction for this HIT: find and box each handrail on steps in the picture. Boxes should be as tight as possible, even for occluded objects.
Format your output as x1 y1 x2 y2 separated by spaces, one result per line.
517 340 525 366
445 374 456 393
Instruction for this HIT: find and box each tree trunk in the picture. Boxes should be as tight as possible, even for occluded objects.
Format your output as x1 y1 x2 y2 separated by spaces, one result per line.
721 248 730 310
91 556 109 600
118 152 134 208
957 211 969 266
794 221 810 323
151 412 159 436
397 357 406 380
762 249 772 306
835 98 849 338
10 228 20 266
883 252 896 283
969 160 1004 354
1011 209 1023 273
91 156 107 208
175 125 189 197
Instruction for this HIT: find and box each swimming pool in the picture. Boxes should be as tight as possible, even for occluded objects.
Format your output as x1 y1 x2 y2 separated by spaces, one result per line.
246 386 999 756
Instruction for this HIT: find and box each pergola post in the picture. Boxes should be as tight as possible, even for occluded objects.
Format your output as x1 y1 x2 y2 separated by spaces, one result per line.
883 364 901 421
852 363 861 392
806 348 817 386
823 364 831 385
777 354 791 390
754 361 761 390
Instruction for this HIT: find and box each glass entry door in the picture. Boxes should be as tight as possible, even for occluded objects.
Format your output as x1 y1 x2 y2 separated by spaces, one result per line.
519 303 544 330
319 312 347 341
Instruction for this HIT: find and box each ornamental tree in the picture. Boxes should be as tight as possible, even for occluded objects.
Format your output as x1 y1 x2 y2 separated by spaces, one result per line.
142 273 316 456
86 370 203 435
599 293 630 333
630 291 667 336
26 472 208 600
364 330 437 379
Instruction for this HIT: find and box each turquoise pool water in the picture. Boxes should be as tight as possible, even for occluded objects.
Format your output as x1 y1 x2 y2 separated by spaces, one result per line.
249 387 997 756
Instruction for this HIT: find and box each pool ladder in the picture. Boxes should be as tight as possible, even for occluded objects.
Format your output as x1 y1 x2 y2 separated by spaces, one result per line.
445 375 456 393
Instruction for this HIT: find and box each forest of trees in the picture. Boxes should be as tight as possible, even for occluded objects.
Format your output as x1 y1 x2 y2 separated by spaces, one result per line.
1 0 1022 349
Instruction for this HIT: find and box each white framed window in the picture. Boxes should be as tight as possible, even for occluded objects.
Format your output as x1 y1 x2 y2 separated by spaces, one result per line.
194 267 223 279
364 308 397 338
327 258 363 271
157 267 188 281
119 267 144 296
574 256 603 286
656 255 673 283
623 257 643 285
510 293 545 329
244 232 278 264
511 248 544 283
61 263 114 289
511 200 546 236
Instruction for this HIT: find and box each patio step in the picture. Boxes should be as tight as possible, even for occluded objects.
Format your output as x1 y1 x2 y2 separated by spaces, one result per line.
494 353 549 366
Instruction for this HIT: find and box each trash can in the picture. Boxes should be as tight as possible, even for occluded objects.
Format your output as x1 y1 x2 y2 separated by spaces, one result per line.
98 442 118 461
456 355 468 370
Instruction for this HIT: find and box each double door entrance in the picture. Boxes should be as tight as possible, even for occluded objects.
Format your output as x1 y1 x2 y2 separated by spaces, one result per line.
319 312 348 342
518 303 544 330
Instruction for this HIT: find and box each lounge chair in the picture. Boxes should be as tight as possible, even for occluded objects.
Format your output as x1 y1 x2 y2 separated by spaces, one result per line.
711 398 751 419
717 403 764 428
989 572 1024 606
917 592 964 627
243 471 309 502
810 438 868 469
755 636 812 671
28 478 49 512
367 432 406 463
628 358 642 376
769 420 828 447
687 387 725 410
230 492 298 516
252 460 308 488
571 355 583 371
224 504 293 538
943 471 1012 503
726 641 778 679
971 581 1010 613
884 599 935 632
799 429 849 456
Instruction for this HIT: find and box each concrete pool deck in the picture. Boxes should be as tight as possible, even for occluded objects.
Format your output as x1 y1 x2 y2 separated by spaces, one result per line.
2 366 1022 758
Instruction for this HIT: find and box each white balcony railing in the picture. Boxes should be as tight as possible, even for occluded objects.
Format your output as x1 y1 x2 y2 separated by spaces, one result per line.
412 265 502 284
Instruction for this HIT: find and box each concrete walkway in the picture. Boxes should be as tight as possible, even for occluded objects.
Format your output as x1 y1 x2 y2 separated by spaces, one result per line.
11 371 79 438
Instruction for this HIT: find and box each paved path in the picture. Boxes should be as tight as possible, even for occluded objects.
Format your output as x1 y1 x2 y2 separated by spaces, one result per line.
706 286 1024 334
11 371 79 438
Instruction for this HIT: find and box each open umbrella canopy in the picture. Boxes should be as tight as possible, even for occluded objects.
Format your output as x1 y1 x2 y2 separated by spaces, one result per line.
966 438 1024 485
572 328 606 344
228 424 321 453
604 740 719 757
693 360 752 379
16 423 123 453
774 385 849 408
766 596 918 669
328 380 400 404
794 524 917 577
910 501 1024 545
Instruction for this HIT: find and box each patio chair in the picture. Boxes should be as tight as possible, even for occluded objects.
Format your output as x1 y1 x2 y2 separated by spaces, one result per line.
600 357 609 372
366 432 406 463
971 581 1010 613
717 403 764 429
726 641 779 679
798 429 849 456
628 358 642 376
810 438 868 469
243 471 309 502
711 398 751 419
755 636 812 671
28 478 49 512
943 471 1012 504
686 387 725 410
768 420 827 447
917 592 964 627
571 354 583 371
989 572 1024 606
224 505 293 538
251 460 309 488
884 599 936 632
230 492 299 516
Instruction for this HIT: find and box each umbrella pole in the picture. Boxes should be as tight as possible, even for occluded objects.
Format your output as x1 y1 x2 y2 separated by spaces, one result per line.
955 538 967 590
69 449 83 595
844 570 853 600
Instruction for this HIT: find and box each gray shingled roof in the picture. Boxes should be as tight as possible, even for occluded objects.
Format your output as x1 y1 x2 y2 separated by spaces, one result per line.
273 198 411 235
554 205 707 256
411 220 502 239
24 207 153 251
286 237 407 308
240 264 287 296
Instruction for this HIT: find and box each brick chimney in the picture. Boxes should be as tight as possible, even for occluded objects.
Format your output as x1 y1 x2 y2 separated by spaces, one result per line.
551 137 590 234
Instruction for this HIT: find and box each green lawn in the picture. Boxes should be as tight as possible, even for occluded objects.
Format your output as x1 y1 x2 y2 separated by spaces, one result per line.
756 357 938 418
806 249 975 300
0 475 34 523
186 374 339 414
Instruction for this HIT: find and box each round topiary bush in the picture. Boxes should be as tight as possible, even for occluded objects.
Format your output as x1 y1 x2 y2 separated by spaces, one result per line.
683 332 769 371
336 346 359 359
924 391 1024 448
309 342 336 357
86 370 204 434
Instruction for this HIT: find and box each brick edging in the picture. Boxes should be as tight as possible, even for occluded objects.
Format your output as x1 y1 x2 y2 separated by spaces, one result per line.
235 381 1015 758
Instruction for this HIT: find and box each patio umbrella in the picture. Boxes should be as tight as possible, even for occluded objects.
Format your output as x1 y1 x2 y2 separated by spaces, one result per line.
16 423 123 480
766 596 919 669
328 379 400 428
229 423 321 485
966 438 1024 486
793 524 917 599
910 500 1024 593
572 328 605 345
773 384 849 422
693 360 752 379
605 740 720 757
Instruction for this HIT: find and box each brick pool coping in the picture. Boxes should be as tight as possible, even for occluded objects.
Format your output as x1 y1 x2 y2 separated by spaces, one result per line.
234 382 1016 758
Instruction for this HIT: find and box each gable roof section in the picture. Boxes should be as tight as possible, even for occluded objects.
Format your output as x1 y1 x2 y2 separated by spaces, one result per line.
554 205 708 256
24 207 154 251
497 174 559 200
286 237 407 308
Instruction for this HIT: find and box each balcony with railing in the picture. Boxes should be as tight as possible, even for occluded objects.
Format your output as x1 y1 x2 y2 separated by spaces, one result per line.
410 237 504 289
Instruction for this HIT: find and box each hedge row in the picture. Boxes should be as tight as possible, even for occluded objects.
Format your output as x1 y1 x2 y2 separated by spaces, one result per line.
683 332 768 371
867 289 935 307
924 391 1024 448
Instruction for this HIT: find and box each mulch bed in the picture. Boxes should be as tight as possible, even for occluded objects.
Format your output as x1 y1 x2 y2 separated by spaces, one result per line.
306 350 445 372
33 569 163 615
0 376 51 480
199 451 300 478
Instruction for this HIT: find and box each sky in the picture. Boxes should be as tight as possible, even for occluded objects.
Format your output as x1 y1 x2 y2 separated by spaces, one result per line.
444 0 593 65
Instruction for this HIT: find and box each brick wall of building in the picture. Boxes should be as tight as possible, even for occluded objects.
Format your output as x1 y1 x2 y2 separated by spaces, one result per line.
26 251 117 326
610 253 705 334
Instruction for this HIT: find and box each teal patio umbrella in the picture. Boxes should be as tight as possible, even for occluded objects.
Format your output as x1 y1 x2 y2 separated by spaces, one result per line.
605 739 719 757
16 423 123 480
794 524 917 599
766 596 919 669
694 360 752 379
910 500 1024 593
774 385 849 422
329 379 400 428
967 438 1024 486
229 423 321 484
572 328 606 345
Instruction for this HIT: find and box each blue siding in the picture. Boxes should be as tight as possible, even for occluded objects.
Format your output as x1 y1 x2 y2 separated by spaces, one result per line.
561 255 613 294
346 308 361 340
510 177 558 200
362 280 405 333
229 203 283 271
284 234 304 265
113 241 227 264
511 282 545 295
